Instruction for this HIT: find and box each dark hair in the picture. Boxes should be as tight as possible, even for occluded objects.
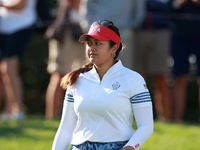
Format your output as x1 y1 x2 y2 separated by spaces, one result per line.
106 25 122 60
60 20 122 89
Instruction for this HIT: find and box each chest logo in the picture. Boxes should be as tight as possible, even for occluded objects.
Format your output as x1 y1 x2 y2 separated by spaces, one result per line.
112 81 121 90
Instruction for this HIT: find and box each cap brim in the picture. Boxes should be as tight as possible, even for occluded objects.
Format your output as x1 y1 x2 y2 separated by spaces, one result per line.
79 33 110 43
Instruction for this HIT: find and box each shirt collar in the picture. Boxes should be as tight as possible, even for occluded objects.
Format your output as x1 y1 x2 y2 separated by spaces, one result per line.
90 60 123 77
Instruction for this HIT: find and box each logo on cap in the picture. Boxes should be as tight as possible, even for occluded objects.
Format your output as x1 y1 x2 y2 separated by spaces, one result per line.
93 27 101 33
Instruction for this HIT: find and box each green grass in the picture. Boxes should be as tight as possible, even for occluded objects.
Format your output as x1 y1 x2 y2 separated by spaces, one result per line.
141 122 200 150
0 116 200 150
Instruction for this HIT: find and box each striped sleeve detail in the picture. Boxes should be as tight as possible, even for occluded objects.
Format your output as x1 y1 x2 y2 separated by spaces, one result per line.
65 94 74 103
130 92 151 104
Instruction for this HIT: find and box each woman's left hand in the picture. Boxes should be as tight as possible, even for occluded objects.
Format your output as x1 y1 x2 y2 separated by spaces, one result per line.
122 146 135 150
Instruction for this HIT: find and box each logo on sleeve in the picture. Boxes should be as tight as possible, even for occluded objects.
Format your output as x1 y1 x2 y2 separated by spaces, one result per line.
143 84 147 89
112 81 121 90
134 143 140 149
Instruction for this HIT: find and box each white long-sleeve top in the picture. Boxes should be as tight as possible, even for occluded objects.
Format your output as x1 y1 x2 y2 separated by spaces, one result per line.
52 60 154 150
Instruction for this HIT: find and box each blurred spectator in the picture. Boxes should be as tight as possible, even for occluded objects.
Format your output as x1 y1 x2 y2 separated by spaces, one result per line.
79 0 146 70
134 0 173 122
169 0 200 122
45 0 85 119
34 0 54 35
0 0 37 120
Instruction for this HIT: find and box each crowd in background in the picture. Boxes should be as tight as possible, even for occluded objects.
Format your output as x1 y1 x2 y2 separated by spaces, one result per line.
0 0 200 123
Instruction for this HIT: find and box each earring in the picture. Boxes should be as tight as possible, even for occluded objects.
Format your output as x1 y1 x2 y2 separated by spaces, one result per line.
112 53 116 58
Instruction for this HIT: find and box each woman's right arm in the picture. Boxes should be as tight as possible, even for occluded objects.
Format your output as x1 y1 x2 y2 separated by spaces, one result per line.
52 101 77 150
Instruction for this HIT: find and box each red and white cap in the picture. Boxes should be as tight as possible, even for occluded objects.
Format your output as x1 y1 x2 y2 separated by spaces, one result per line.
79 25 121 46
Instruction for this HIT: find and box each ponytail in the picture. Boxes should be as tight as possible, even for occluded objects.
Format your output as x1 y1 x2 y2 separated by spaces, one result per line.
60 62 93 89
